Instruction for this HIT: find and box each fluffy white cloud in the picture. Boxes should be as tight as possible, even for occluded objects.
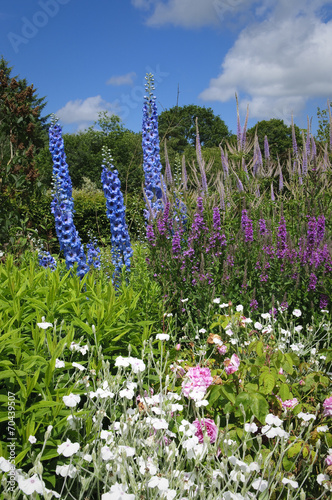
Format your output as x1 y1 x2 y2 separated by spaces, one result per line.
132 0 240 28
200 1 332 121
107 72 136 86
56 95 118 124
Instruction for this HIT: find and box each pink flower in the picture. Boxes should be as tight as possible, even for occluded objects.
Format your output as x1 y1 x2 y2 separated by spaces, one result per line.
182 366 213 399
323 396 332 417
175 344 181 351
217 345 227 355
325 454 332 466
224 354 240 375
279 397 298 410
193 418 218 444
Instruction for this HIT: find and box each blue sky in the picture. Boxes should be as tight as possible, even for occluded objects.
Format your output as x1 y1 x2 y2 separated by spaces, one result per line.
1 0 332 136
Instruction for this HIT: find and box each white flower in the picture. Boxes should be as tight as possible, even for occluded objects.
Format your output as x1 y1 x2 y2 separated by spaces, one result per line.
265 414 283 426
230 338 238 345
119 388 135 399
72 362 86 371
297 412 316 421
18 474 44 495
101 445 115 461
55 464 77 478
118 445 136 457
254 322 263 330
317 425 329 433
236 304 243 312
0 457 11 472
149 417 169 430
282 478 298 488
156 333 170 341
100 430 114 443
181 298 189 303
138 457 158 476
199 328 207 333
261 312 271 320
294 325 303 332
115 356 131 368
317 473 329 485
128 357 146 373
163 490 176 499
79 344 89 355
195 399 209 407
292 309 302 317
213 337 223 345
28 435 37 444
55 358 65 368
166 313 173 317
57 438 80 457
183 436 200 451
251 478 268 492
220 302 229 308
225 328 234 336
102 483 135 500
63 393 80 408
213 298 221 304
243 317 252 323
83 454 92 462
37 321 53 329
148 476 169 491
321 309 329 313
244 422 258 433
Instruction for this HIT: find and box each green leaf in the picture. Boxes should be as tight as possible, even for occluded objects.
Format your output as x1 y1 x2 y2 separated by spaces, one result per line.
259 373 276 395
250 393 269 423
220 384 236 404
279 383 291 401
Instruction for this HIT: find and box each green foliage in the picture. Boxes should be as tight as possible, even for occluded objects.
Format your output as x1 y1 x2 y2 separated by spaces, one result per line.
158 104 231 153
0 56 48 247
247 118 302 161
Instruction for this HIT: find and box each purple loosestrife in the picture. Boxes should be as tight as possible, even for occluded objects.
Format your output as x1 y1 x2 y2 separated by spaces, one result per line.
49 121 89 278
317 215 325 245
241 209 253 242
308 272 317 291
172 230 182 257
142 73 164 220
319 294 329 309
101 147 133 282
259 218 268 236
146 224 156 246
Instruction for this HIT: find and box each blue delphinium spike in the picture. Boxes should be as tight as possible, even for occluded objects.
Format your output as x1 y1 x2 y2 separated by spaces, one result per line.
142 73 165 220
101 147 133 284
49 122 89 278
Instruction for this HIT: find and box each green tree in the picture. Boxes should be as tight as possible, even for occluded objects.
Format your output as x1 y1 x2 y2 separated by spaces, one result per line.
316 102 332 145
0 56 48 248
248 118 302 161
158 104 231 153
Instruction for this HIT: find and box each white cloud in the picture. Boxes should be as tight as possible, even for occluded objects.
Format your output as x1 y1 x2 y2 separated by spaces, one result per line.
199 1 332 122
106 72 136 86
132 0 253 28
56 95 118 125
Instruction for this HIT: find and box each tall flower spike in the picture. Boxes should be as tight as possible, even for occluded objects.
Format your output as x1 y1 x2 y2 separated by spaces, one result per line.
142 73 164 220
49 122 89 278
196 117 208 194
264 135 270 160
101 147 133 283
